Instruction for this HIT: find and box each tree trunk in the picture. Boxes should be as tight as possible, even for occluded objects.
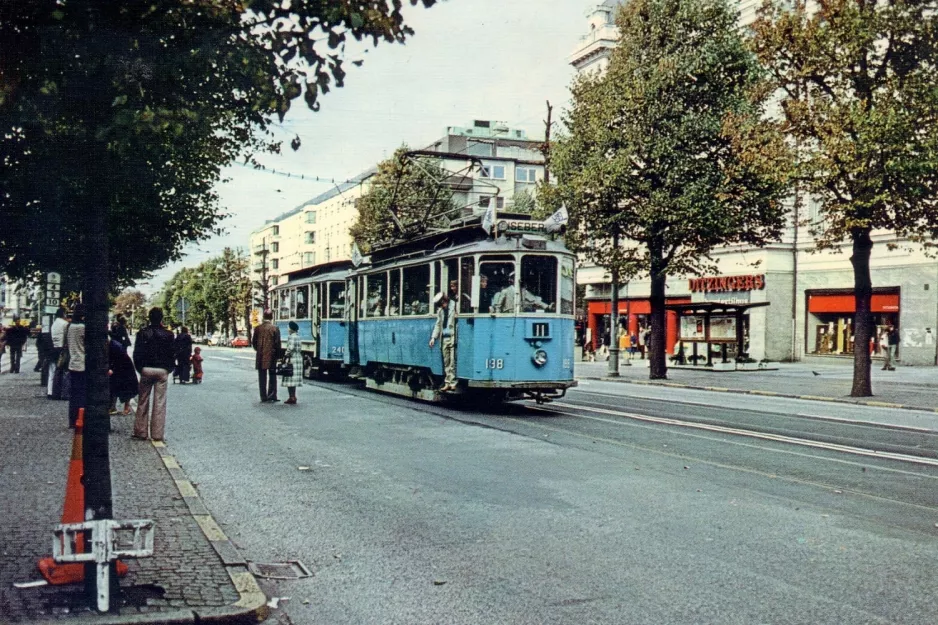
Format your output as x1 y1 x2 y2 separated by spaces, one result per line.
83 194 118 604
850 227 874 397
649 249 668 380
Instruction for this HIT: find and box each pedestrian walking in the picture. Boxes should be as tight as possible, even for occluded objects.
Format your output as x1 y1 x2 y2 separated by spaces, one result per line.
173 326 193 383
109 338 138 415
281 321 303 404
65 304 87 429
253 309 281 403
883 324 900 371
35 324 54 386
48 308 68 399
5 316 28 374
132 307 175 441
429 291 457 392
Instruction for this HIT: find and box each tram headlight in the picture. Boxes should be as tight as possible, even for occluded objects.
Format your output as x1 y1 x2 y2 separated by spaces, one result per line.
532 349 548 367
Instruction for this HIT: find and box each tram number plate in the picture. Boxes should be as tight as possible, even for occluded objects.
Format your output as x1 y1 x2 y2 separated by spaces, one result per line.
485 359 505 370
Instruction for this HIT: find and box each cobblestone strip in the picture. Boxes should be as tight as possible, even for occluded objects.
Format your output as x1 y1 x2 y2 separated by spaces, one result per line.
154 443 269 624
579 375 938 413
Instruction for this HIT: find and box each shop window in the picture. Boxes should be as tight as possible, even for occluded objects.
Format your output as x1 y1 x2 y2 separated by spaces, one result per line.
327 281 346 319
520 255 556 313
403 264 430 315
366 273 387 317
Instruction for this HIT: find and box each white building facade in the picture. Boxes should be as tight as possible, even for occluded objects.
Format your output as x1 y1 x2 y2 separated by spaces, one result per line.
249 121 546 304
571 1 938 366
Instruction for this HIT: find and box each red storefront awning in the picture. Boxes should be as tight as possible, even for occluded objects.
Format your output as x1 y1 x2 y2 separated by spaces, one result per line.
807 292 900 314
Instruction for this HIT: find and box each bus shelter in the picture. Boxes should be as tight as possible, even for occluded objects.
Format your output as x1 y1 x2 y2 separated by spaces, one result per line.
665 301 770 368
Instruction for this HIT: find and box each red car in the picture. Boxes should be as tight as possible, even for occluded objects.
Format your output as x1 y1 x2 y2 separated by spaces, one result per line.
229 336 250 348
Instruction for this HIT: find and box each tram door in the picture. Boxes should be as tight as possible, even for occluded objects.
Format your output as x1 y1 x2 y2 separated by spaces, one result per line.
310 283 321 359
345 276 360 365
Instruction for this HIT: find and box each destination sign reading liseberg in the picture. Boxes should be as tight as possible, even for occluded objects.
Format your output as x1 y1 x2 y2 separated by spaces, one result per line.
689 274 765 293
497 220 547 234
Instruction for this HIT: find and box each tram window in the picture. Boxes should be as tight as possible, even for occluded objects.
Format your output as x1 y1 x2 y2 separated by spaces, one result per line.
389 269 402 316
560 257 575 315
328 282 346 319
366 273 387 317
459 257 475 313
520 256 556 313
443 258 458 303
278 289 291 320
403 264 431 315
296 286 308 319
481 260 516 313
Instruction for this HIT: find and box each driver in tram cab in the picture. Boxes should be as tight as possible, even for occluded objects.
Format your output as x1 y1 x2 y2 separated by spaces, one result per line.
429 291 457 392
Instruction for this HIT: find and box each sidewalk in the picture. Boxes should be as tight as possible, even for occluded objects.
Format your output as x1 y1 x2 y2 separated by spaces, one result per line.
575 356 938 413
0 349 267 624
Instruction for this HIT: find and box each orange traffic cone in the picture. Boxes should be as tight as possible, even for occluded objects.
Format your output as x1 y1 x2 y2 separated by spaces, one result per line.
38 409 128 584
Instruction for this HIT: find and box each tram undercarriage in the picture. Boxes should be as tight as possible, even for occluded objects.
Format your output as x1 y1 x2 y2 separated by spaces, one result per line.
357 362 575 404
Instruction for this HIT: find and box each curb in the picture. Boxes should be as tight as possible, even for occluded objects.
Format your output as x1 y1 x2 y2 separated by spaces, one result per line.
577 375 938 414
152 441 270 625
26 443 270 625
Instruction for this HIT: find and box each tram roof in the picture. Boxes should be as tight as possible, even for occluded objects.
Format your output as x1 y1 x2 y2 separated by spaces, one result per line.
364 225 571 271
282 260 354 284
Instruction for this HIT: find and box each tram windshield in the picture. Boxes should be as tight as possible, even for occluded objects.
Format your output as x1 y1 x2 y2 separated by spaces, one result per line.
327 282 345 319
520 255 556 313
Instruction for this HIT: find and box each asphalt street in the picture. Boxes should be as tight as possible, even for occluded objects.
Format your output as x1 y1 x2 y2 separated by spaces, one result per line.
161 346 938 625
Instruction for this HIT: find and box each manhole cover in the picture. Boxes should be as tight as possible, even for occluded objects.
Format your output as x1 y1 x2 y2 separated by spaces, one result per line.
247 561 313 580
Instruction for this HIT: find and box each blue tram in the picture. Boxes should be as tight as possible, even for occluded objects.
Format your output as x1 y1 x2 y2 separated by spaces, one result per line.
345 224 577 402
273 223 577 403
273 261 352 378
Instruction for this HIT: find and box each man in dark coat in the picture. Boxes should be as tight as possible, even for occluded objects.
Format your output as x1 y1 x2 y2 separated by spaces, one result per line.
132 307 175 441
5 316 28 374
252 309 281 403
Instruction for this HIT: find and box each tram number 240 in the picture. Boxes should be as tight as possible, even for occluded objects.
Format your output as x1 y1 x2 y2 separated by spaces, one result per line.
485 359 505 370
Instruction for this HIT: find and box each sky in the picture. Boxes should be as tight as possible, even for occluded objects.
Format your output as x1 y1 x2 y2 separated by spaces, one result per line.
144 0 591 296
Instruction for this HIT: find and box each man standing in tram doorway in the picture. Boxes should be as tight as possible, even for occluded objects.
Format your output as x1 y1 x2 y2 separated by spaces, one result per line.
429 291 457 392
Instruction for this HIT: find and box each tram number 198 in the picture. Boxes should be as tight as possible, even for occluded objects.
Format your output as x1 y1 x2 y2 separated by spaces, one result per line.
485 358 505 370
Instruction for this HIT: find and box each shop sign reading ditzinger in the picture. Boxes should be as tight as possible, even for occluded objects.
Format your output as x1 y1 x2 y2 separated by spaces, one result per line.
688 274 765 293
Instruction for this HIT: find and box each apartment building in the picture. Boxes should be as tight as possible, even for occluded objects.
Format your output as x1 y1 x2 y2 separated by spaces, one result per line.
570 1 938 366
249 121 546 303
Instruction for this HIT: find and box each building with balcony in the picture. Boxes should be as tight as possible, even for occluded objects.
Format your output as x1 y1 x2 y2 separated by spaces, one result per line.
571 1 938 367
249 121 546 305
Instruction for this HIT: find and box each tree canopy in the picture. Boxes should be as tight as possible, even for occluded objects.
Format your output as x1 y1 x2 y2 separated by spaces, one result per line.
0 0 437 285
349 146 456 253
751 0 938 396
545 0 790 378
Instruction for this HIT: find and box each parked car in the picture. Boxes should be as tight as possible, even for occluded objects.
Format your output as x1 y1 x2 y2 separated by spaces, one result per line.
229 335 250 348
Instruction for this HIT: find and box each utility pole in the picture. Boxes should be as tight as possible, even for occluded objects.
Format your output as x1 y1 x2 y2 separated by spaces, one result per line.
607 231 621 377
542 100 553 184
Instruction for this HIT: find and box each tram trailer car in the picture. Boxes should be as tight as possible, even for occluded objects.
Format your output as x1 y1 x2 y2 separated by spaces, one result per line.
343 226 577 403
274 261 352 379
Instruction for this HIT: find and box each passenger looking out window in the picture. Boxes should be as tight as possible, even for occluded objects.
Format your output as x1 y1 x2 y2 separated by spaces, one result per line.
328 282 345 319
403 264 430 315
520 256 557 313
481 261 516 313
296 286 308 320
